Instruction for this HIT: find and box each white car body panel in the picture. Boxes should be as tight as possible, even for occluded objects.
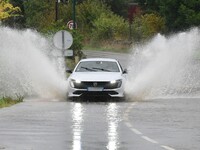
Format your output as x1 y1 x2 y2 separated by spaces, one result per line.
67 58 127 99
70 72 123 82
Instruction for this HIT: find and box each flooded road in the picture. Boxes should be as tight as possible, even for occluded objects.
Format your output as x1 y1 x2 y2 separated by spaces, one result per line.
0 28 200 149
0 98 200 150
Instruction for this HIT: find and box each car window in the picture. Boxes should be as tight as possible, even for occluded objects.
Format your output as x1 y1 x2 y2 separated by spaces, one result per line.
75 61 120 72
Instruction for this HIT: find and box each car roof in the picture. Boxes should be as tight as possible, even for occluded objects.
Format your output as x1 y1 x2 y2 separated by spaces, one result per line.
80 58 118 62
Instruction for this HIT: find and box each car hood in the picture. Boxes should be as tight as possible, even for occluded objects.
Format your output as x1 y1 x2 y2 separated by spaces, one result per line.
69 72 122 82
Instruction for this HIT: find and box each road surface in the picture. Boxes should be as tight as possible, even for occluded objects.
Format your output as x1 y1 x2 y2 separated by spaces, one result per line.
0 50 200 150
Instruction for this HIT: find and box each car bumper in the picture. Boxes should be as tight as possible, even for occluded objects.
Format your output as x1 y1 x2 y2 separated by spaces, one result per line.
67 87 125 98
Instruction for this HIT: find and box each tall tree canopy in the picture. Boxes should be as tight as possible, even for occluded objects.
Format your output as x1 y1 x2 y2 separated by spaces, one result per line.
0 0 20 20
136 0 200 32
102 0 130 18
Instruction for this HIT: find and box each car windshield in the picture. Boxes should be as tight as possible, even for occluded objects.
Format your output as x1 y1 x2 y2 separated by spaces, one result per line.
75 61 120 72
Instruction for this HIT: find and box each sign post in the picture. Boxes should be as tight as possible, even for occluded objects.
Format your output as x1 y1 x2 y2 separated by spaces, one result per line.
72 0 76 29
53 30 73 50
53 30 73 72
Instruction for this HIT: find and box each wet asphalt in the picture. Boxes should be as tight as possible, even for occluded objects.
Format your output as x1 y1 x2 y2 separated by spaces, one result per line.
0 51 200 150
0 98 200 150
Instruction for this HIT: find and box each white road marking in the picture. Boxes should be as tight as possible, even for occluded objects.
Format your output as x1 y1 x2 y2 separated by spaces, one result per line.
124 102 176 150
161 145 176 150
130 128 142 135
142 136 158 144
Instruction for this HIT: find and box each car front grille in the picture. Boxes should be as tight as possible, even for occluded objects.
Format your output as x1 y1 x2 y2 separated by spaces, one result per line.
74 81 120 89
73 91 118 97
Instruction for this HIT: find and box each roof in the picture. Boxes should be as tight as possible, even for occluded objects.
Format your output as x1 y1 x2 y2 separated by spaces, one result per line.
80 58 118 62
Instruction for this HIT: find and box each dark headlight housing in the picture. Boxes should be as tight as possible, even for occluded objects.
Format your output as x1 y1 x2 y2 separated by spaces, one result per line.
109 79 122 88
70 79 81 88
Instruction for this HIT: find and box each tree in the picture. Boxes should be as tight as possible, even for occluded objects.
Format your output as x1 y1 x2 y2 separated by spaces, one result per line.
77 0 110 34
0 0 20 20
92 12 129 41
23 0 72 32
23 0 53 30
132 13 165 40
102 0 130 18
176 2 200 30
159 0 200 32
136 0 200 32
136 0 160 13
2 0 25 28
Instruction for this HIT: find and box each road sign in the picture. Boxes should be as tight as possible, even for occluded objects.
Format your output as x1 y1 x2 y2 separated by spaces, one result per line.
64 50 73 57
67 20 77 30
53 30 73 50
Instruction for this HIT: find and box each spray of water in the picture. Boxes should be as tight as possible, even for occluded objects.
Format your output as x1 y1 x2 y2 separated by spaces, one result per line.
126 28 200 100
0 27 67 99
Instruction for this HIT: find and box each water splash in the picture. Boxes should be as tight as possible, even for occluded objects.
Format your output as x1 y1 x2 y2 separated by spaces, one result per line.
126 28 200 100
0 27 67 99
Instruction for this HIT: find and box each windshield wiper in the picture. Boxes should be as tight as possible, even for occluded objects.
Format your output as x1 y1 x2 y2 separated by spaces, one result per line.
81 66 96 71
92 67 111 72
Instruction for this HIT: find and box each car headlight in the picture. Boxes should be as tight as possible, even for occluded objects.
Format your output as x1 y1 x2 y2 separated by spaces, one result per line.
70 79 81 88
110 79 122 88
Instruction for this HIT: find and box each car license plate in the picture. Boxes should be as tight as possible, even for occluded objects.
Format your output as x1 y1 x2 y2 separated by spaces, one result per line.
88 87 103 91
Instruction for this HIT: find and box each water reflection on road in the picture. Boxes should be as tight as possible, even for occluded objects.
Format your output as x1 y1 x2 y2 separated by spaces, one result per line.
107 103 120 150
70 102 121 150
71 103 84 150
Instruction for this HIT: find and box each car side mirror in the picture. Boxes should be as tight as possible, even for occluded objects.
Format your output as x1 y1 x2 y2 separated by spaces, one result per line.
123 69 128 74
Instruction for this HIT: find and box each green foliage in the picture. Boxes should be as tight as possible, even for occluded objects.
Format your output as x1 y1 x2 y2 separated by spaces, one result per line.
70 30 83 54
41 20 68 35
0 0 21 20
102 0 130 17
92 13 129 41
136 0 200 32
178 3 200 29
132 13 165 40
23 0 52 30
0 96 23 108
2 0 199 49
0 0 24 28
141 13 165 38
23 0 72 32
76 0 110 34
136 0 160 13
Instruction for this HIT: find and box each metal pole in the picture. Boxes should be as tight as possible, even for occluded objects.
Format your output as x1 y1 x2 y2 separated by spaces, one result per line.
72 0 76 29
129 22 132 40
62 30 65 49
55 0 58 21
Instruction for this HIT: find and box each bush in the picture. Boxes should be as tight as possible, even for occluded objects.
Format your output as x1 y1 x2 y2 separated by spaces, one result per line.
132 13 165 41
77 0 110 35
92 13 129 41
0 96 23 108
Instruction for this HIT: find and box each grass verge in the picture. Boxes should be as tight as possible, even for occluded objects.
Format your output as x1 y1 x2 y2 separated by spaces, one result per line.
83 45 130 53
83 40 133 53
0 96 23 108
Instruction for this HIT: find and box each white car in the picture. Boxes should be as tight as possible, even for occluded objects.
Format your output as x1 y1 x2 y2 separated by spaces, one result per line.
67 58 127 100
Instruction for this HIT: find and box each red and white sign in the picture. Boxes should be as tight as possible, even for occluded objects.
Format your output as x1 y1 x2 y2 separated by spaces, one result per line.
67 20 77 30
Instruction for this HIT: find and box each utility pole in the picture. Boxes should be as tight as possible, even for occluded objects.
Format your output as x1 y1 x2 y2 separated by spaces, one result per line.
55 0 60 21
72 0 76 29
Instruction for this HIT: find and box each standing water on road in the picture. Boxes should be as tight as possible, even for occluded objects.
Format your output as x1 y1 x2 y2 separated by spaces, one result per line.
0 27 67 98
126 28 200 100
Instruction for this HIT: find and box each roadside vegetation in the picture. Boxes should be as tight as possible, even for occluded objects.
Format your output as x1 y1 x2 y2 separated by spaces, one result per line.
0 96 23 108
0 0 21 20
1 0 199 46
1 0 200 54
